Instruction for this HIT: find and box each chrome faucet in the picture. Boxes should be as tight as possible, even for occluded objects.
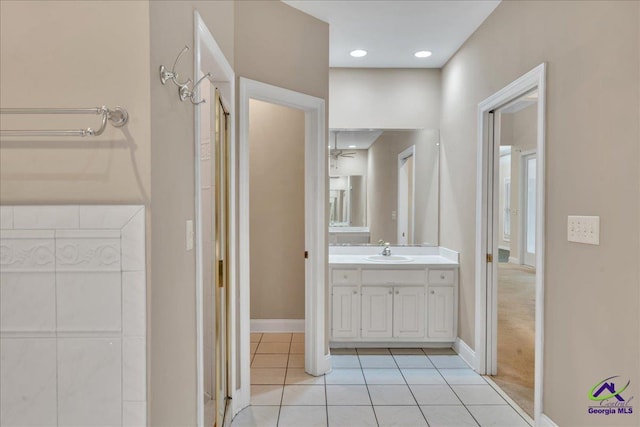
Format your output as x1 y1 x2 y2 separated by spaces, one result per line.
381 242 391 256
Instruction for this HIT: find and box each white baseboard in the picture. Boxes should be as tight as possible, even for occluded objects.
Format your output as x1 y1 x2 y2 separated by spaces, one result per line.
250 319 304 333
538 414 558 427
508 256 520 264
453 337 476 369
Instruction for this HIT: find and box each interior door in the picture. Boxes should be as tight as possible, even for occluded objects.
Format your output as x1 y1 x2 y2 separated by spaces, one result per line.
213 89 230 426
522 153 537 267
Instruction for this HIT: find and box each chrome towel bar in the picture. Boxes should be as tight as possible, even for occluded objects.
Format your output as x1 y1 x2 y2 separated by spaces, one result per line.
0 106 129 137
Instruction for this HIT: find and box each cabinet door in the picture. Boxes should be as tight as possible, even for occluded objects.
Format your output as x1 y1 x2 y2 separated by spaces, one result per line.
393 287 425 338
331 286 359 338
428 286 455 339
361 286 393 338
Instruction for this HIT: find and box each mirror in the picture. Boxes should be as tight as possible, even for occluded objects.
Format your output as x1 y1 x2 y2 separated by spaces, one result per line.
330 175 366 226
328 129 439 246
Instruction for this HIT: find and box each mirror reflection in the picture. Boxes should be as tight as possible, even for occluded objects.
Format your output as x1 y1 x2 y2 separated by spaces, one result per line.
329 129 439 246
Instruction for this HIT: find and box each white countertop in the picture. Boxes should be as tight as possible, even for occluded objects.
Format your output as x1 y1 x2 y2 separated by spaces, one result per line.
329 246 459 266
329 254 458 266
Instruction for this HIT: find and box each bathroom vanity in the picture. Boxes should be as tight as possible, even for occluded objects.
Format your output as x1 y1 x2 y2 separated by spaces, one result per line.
329 246 459 347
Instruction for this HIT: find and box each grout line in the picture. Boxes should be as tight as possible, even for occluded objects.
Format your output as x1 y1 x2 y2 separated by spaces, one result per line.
431 362 481 427
358 349 381 427
483 376 533 426
394 350 430 426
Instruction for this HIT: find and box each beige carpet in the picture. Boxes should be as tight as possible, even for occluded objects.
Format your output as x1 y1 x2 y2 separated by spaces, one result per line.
494 262 535 418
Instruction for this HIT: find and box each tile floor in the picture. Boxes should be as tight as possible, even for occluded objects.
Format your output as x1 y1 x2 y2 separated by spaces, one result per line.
230 333 531 427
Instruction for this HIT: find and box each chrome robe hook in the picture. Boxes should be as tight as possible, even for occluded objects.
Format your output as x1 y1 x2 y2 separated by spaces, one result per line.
180 73 211 105
160 46 192 87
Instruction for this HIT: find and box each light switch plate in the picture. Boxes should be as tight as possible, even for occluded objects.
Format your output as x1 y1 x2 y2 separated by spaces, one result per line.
186 220 194 251
568 215 600 245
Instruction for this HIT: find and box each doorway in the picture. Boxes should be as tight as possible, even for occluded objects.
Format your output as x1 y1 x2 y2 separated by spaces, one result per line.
201 86 231 427
493 98 538 417
397 146 415 245
236 78 329 416
194 11 235 427
475 63 546 422
247 99 306 406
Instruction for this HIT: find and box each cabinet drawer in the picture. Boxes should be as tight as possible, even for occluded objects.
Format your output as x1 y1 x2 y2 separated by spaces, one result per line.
362 269 425 285
332 269 360 285
428 269 455 285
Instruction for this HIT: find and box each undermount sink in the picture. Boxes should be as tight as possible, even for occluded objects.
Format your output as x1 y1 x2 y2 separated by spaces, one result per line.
366 255 414 263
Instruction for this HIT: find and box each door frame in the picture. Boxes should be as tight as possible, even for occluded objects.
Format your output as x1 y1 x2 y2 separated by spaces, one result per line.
520 150 537 267
193 12 235 427
236 77 330 414
397 145 416 244
474 63 546 423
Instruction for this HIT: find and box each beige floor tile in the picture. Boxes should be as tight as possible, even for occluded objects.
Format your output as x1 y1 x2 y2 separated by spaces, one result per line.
282 385 326 405
250 368 286 385
251 354 289 368
287 354 305 368
230 406 279 427
328 406 378 426
260 333 292 343
256 342 290 354
250 385 283 406
250 333 262 343
289 342 304 354
278 406 326 427
291 333 304 343
285 368 325 385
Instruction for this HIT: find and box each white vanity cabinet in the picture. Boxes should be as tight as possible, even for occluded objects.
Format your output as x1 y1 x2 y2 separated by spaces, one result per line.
331 285 359 338
329 263 458 345
427 269 456 338
361 286 394 338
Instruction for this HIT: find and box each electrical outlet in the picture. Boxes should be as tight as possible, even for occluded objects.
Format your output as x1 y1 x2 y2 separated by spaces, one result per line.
186 220 194 251
568 215 600 245
391 211 397 221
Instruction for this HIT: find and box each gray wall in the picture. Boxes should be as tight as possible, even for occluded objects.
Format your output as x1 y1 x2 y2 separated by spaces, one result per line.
249 100 305 320
149 2 234 424
440 1 639 425
329 68 441 129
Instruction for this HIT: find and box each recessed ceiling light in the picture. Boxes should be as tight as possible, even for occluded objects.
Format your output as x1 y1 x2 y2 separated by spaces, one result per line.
350 49 367 58
414 50 432 58
348 145 356 149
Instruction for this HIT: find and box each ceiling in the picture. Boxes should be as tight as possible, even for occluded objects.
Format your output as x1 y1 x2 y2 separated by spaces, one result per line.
283 0 501 68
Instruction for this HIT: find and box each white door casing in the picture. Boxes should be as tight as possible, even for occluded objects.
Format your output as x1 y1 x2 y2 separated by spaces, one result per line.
237 77 329 415
193 12 235 427
475 63 546 424
397 146 416 244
